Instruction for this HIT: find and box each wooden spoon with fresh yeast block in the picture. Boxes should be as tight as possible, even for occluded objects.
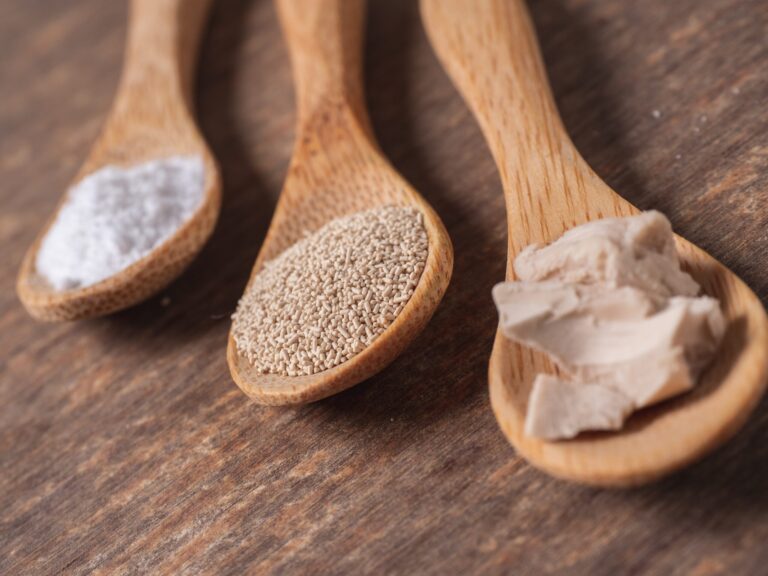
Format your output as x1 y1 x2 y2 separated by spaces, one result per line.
422 0 768 486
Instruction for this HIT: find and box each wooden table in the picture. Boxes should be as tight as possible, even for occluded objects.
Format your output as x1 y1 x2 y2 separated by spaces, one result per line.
2 1 767 574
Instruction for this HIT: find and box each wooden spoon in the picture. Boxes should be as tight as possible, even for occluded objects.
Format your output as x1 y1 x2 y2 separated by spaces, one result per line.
17 0 221 321
422 0 768 486
226 0 453 405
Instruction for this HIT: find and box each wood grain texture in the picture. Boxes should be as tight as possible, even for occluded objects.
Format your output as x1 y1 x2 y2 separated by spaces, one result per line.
227 0 453 405
421 0 768 487
1 0 767 573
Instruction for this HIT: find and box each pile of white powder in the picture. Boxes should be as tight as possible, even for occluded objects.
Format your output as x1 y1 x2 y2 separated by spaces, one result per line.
36 155 205 290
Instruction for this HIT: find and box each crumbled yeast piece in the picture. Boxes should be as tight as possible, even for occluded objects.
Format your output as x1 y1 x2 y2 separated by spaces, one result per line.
493 211 725 440
524 375 633 440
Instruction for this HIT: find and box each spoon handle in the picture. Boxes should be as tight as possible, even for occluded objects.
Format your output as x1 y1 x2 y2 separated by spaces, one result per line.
112 0 214 121
276 0 370 133
421 0 632 262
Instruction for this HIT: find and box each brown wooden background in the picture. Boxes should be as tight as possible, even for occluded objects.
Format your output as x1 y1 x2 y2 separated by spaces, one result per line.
2 0 767 574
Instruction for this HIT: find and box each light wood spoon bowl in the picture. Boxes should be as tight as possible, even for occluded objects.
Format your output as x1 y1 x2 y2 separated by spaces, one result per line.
17 0 221 321
226 0 453 405
422 0 768 486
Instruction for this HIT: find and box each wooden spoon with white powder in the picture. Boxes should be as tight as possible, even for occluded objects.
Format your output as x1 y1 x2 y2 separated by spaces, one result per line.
226 0 453 405
17 0 221 321
422 0 768 486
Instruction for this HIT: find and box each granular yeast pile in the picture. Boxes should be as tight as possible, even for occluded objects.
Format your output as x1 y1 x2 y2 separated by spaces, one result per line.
232 206 429 376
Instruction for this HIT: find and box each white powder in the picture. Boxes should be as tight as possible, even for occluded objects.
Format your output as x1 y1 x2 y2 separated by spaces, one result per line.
36 155 205 291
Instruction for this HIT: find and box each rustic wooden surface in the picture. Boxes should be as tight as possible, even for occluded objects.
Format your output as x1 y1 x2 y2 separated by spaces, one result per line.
1 0 767 574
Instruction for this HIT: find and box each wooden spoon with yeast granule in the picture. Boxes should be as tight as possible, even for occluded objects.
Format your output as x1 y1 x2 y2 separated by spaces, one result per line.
17 0 221 321
226 0 453 405
422 0 768 486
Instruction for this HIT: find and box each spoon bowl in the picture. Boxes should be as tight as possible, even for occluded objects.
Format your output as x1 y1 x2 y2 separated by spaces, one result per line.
227 0 453 405
422 0 768 486
489 242 768 486
17 0 221 321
